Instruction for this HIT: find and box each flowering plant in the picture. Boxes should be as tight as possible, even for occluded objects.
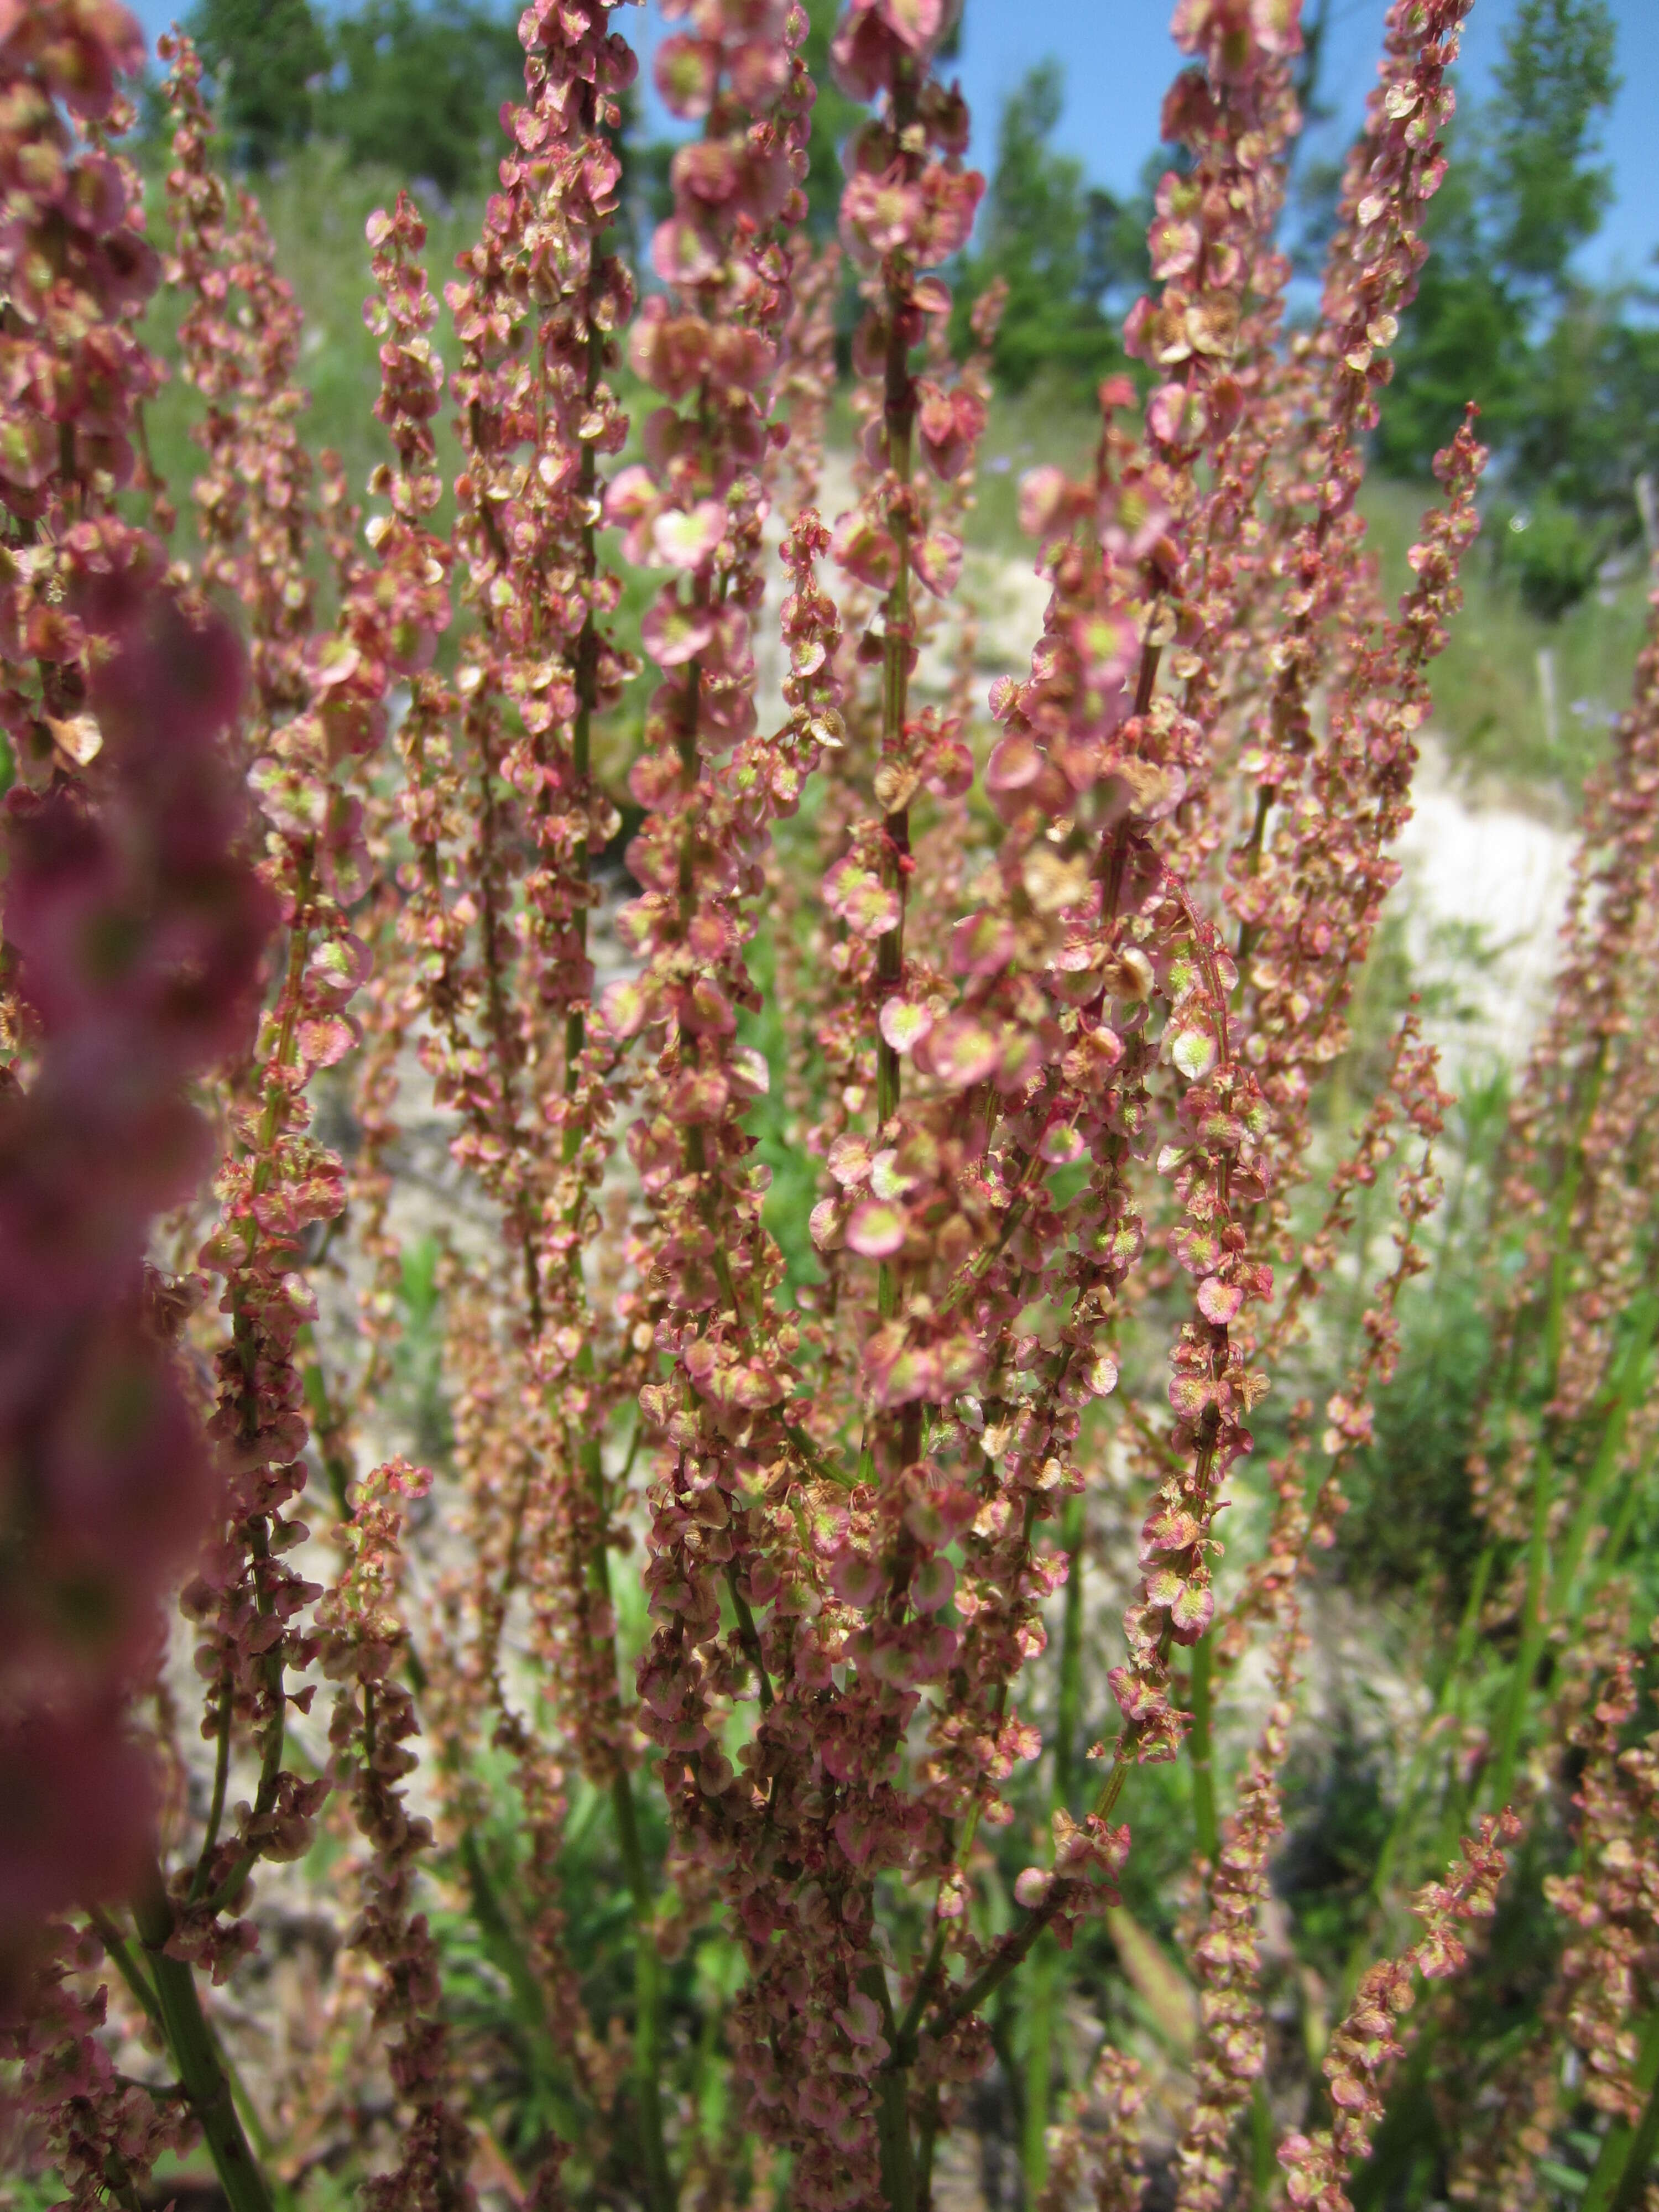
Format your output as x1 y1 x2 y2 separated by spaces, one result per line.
4 0 1659 2207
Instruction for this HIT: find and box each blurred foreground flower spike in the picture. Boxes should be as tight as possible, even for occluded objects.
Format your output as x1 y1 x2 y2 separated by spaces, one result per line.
0 575 273 1954
2 0 1659 2203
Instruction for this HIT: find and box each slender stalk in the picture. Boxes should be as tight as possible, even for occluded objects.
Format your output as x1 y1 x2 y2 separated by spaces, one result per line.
726 1566 774 1708
1021 1933 1060 2200
133 1863 276 2212
863 72 926 2209
1542 1042 1607 1387
1022 1492 1089 2198
861 1964 916 2212
1055 1491 1086 1811
1250 2077 1275 2208
582 1440 674 2209
190 1688 233 1902
562 327 603 1098
544 301 673 2204
87 1906 165 2038
915 2083 940 2212
298 1323 353 1515
612 1769 675 2212
1579 2010 1659 2212
1348 1548 1494 1996
202 1520 289 1919
926 1608 1192 2042
1487 1428 1553 1810
1190 1632 1218 1865
1486 1058 1610 1810
875 2070 918 2212
1550 1294 1658 1622
1587 1427 1659 1608
459 1833 585 2139
872 64 919 1334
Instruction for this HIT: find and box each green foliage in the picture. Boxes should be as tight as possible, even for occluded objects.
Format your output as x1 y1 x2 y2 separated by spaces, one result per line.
1495 494 1605 623
1510 290 1659 545
1374 158 1527 478
1485 0 1619 300
322 0 525 200
1378 0 1630 619
1358 473 1644 793
958 60 1138 395
186 0 328 168
185 0 522 195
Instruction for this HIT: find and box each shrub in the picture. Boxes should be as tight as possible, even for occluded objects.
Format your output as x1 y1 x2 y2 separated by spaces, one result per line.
3 2 1659 2209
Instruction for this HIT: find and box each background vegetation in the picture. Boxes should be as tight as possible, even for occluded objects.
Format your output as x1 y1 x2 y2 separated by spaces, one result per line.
8 0 1656 2204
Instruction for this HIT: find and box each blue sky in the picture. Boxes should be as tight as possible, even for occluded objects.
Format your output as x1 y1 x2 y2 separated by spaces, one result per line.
126 0 1657 286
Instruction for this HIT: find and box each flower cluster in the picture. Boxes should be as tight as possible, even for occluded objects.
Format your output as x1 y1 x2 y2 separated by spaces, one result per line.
1542 1656 1659 2122
321 1457 474 2212
1280 1813 1521 2211
1173 1653 1296 2210
0 0 161 787
0 1921 196 2206
177 191 434 1987
161 34 317 737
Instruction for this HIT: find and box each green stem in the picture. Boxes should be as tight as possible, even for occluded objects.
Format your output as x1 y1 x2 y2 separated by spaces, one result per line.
783 1418 854 1490
1487 1430 1553 1810
1543 1042 1606 1389
1589 1428 1659 1605
1190 1632 1218 1865
1021 1933 1058 2200
612 1770 675 2212
862 1964 916 2212
890 1929 945 2068
1250 2077 1275 2208
190 1688 233 1903
1055 1493 1086 1812
872 66 919 1335
458 1834 582 2138
133 1864 275 2212
554 384 672 2195
1014 1493 1090 2199
875 2069 917 2212
915 2083 940 2212
581 1436 673 2208
564 326 602 1101
202 1558 287 1916
87 1907 165 2038
1349 1548 1493 1997
1550 1294 1658 1623
725 1566 774 1708
460 1831 547 2034
1580 2010 1659 2212
298 1325 353 1515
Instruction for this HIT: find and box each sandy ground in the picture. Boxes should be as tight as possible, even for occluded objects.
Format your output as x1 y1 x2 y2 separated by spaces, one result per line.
1394 739 1576 1077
